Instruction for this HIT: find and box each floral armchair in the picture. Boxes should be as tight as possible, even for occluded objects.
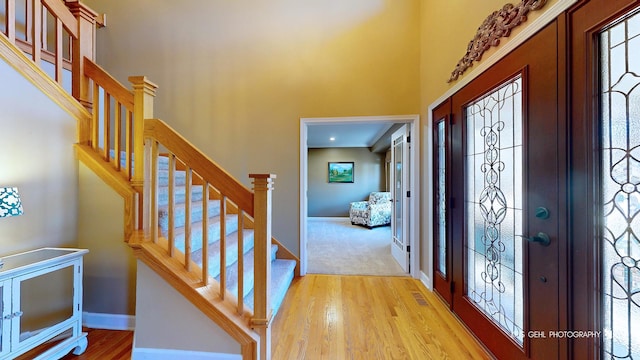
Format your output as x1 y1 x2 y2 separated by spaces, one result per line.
349 191 392 229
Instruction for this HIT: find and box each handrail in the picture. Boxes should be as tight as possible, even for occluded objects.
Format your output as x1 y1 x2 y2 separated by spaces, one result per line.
81 57 137 179
144 119 255 215
3 0 73 82
42 0 79 38
1 0 97 103
84 58 134 108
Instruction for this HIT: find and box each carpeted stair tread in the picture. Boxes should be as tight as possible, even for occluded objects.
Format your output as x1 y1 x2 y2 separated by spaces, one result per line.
157 169 189 186
157 184 206 205
217 244 279 300
244 259 297 316
170 214 239 254
138 152 297 320
190 229 255 279
158 198 222 231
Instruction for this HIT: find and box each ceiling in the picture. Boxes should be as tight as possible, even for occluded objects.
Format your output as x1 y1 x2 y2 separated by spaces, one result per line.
307 122 403 150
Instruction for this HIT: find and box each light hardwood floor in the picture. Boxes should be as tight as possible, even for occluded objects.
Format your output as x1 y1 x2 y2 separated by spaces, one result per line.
50 275 490 359
272 275 492 359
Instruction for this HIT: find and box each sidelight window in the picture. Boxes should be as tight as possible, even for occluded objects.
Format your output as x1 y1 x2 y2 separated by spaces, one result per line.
599 9 640 359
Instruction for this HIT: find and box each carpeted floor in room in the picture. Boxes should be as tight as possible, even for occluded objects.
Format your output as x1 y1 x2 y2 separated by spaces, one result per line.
306 217 407 276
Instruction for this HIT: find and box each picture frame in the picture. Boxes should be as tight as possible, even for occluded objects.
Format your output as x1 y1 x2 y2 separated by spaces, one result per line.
328 162 354 183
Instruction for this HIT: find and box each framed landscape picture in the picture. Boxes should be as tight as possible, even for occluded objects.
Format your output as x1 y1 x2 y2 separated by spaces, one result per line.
328 162 354 183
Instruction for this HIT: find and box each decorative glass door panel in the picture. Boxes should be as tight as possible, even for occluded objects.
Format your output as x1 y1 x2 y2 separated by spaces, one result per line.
599 9 640 359
465 75 524 344
394 137 403 243
433 100 453 306
437 120 447 276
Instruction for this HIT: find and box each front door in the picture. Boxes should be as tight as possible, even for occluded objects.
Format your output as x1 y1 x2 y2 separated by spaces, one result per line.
437 20 565 359
391 125 410 272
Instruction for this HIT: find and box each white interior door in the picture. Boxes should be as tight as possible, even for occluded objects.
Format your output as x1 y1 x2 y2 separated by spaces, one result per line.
391 125 410 272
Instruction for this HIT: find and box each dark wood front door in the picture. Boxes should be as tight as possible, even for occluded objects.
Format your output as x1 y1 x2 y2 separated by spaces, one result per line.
435 20 566 360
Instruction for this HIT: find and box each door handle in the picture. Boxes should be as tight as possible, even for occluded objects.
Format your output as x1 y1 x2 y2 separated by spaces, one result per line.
518 232 551 246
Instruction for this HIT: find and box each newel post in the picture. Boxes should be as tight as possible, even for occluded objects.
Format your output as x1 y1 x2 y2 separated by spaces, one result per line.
129 76 157 233
66 0 97 144
249 173 276 360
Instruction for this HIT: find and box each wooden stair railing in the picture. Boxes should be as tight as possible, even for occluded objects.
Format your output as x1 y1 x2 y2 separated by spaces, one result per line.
80 58 155 231
1 0 98 129
2 1 299 357
78 57 294 358
140 119 274 359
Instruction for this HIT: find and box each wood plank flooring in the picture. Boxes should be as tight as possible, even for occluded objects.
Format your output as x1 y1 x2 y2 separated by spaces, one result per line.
271 275 492 359
60 328 133 360
44 275 490 359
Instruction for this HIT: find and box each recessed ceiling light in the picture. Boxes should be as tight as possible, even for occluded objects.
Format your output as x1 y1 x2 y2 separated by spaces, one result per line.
329 137 335 141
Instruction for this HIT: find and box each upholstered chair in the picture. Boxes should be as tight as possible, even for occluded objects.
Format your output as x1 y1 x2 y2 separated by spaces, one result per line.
349 191 392 228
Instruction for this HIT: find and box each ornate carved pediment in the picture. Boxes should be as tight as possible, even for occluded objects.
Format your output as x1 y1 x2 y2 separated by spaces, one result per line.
447 0 547 83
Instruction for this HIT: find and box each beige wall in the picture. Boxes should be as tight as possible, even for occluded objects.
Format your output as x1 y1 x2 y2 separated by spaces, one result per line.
83 0 421 257
0 57 78 255
419 0 560 108
77 164 137 315
308 148 385 217
134 261 240 356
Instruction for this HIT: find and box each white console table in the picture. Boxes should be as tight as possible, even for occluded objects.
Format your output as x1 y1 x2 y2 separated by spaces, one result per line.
0 248 88 360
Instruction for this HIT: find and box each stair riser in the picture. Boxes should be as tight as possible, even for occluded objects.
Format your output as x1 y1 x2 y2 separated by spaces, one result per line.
193 231 255 279
216 245 278 300
151 155 297 318
157 186 206 205
159 200 222 231
172 216 239 253
241 259 296 313
157 170 189 186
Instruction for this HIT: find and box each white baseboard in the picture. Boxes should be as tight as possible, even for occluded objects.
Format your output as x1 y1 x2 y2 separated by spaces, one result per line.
82 312 135 331
132 348 241 360
307 216 349 221
420 271 432 291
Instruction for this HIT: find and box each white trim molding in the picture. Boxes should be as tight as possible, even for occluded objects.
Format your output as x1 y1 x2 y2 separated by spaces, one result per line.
82 312 135 331
420 271 432 291
300 115 420 278
132 348 241 360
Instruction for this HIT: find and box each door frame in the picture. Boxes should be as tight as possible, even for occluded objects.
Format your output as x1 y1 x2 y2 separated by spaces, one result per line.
391 124 411 272
300 115 420 278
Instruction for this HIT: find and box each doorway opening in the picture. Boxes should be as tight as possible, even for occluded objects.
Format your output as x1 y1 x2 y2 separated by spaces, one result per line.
299 115 420 277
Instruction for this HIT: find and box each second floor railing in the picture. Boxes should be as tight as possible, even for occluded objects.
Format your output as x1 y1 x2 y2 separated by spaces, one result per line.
1 0 98 119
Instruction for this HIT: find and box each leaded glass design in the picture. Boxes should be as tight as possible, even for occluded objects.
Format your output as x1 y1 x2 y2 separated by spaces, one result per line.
437 121 447 275
600 9 640 359
465 76 524 344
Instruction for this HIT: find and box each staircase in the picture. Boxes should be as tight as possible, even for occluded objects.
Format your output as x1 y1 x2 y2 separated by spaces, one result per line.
152 154 296 315
0 1 298 358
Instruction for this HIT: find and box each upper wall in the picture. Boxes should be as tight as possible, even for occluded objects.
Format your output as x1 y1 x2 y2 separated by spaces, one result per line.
420 0 560 108
308 147 385 217
0 57 78 255
83 0 421 256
